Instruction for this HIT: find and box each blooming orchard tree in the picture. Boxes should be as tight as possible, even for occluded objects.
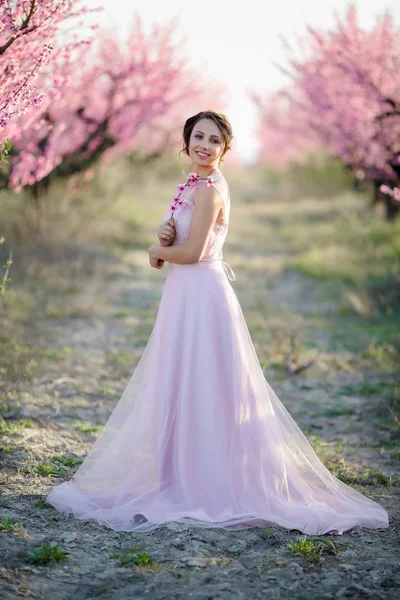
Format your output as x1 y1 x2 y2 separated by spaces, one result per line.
0 0 100 133
1 14 228 193
253 4 400 219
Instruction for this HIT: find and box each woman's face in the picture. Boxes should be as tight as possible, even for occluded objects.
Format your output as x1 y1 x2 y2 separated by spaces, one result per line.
188 118 225 170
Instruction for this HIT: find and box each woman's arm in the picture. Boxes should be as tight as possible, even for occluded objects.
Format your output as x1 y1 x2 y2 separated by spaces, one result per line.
149 241 194 265
149 185 223 265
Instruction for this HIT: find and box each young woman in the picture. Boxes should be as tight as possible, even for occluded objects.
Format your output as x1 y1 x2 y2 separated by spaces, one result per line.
47 110 389 536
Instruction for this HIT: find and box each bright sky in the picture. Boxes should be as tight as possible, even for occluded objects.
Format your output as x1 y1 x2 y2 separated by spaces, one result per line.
92 0 400 163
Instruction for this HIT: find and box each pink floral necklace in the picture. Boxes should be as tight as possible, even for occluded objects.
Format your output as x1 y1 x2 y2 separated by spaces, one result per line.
169 171 218 219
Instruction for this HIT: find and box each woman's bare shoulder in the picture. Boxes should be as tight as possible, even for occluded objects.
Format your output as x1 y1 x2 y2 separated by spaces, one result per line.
213 172 229 188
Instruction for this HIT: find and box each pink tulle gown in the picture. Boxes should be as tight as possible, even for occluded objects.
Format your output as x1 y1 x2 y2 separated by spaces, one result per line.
47 172 389 535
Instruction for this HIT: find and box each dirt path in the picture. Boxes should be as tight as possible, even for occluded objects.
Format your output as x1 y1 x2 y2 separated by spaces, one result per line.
1 195 399 600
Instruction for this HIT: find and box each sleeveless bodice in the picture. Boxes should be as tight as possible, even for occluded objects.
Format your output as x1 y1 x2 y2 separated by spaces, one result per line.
161 173 230 261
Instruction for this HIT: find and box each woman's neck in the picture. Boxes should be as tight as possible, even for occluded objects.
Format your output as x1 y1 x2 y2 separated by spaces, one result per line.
190 165 221 178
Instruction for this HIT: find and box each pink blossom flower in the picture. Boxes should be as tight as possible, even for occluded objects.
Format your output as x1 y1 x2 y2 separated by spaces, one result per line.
380 184 400 202
168 173 216 217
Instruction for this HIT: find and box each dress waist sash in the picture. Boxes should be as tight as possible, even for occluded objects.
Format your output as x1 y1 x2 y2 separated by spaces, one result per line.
199 258 236 281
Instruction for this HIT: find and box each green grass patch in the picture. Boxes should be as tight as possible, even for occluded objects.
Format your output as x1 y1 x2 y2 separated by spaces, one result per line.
379 435 400 453
26 542 68 565
34 463 63 478
98 386 115 395
0 421 21 435
338 380 398 397
311 405 354 418
0 517 15 532
282 200 400 332
286 211 400 284
0 417 34 436
363 470 393 486
0 443 19 453
114 546 157 568
112 309 132 319
327 458 358 485
286 535 349 561
360 342 399 371
72 421 104 434
308 436 360 484
32 455 82 478
261 526 275 538
39 348 63 361
35 498 53 509
303 312 400 362
107 350 135 365
51 455 83 469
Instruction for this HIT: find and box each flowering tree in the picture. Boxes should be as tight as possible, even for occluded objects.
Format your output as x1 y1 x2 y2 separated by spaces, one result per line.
1 14 228 193
0 0 100 134
253 4 400 219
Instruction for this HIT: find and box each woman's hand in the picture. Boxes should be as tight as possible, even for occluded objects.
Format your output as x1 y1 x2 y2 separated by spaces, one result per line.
149 245 164 269
149 255 164 269
158 218 176 246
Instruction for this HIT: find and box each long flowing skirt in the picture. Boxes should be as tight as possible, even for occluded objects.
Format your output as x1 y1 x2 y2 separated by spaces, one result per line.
46 259 389 534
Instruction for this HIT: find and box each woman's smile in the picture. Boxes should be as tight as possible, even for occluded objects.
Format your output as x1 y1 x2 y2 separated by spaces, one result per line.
195 150 210 159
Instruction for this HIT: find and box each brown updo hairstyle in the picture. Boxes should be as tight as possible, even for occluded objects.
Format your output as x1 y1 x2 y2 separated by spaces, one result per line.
179 110 233 163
